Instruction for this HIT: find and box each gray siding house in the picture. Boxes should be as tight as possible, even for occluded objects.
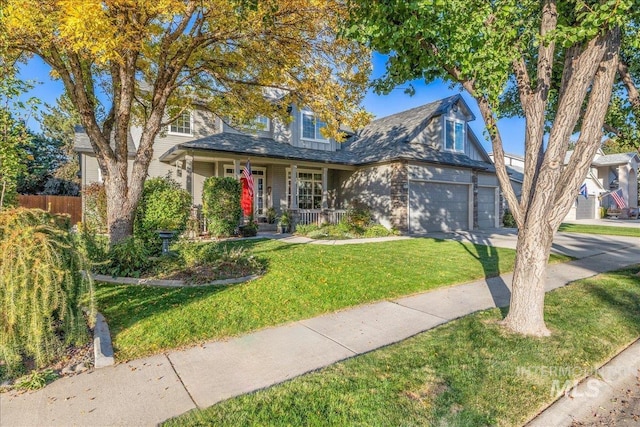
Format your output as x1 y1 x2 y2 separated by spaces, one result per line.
490 150 639 221
75 95 500 233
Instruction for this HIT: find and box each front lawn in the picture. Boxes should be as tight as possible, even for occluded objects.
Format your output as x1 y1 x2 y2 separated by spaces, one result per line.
165 267 640 427
96 238 570 361
558 222 640 237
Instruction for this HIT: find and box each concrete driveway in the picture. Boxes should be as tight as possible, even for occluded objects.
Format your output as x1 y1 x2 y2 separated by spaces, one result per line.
425 228 640 259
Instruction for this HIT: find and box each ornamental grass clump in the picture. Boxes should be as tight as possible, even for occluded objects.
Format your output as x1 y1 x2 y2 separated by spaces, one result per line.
0 208 95 379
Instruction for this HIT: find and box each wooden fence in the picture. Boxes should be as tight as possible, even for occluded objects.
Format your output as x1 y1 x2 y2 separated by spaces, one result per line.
18 195 82 225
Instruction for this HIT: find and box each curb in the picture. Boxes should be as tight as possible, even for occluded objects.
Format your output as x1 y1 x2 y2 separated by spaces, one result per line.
93 312 115 368
92 273 261 288
526 338 640 426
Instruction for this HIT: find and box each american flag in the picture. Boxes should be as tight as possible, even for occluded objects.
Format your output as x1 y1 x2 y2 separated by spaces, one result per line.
242 159 254 199
611 188 626 208
579 183 588 199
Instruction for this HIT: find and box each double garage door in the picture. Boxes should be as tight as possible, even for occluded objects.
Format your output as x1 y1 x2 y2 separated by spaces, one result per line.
409 182 469 233
408 182 497 233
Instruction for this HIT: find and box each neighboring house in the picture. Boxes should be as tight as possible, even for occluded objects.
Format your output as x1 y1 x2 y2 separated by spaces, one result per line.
75 94 501 233
489 150 640 221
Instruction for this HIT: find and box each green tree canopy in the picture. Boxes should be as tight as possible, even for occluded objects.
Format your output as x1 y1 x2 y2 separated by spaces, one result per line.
2 0 371 243
346 0 638 336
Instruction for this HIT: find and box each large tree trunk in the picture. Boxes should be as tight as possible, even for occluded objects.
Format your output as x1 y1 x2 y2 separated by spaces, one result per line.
501 28 621 336
502 219 554 336
104 161 135 244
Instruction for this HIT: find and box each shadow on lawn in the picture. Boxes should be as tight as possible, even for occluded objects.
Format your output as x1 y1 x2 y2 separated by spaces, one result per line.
95 276 245 338
95 239 283 342
435 232 512 318
581 269 640 331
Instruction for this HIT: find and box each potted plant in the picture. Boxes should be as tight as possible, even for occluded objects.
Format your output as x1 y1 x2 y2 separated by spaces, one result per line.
278 210 291 234
265 207 277 224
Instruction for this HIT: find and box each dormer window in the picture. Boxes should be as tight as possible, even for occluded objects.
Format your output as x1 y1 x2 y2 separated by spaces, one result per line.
445 119 465 152
255 115 270 130
301 110 328 142
169 111 193 136
248 116 270 131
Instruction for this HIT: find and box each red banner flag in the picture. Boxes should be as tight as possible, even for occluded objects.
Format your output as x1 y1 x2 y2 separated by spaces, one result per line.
240 177 253 216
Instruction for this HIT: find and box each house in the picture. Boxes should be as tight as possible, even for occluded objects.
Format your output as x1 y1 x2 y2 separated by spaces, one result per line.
489 150 639 221
75 94 501 233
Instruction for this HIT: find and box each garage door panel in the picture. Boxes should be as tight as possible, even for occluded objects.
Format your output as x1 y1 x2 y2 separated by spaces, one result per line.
477 187 496 229
409 182 469 233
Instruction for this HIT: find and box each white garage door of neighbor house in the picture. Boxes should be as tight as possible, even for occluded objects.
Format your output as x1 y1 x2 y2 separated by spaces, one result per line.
477 187 497 229
409 182 469 233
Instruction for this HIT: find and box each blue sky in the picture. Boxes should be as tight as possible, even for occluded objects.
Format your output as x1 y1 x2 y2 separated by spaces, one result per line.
18 53 526 155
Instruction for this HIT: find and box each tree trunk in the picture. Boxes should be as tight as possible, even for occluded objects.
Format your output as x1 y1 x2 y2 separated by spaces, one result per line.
104 163 135 245
502 219 554 336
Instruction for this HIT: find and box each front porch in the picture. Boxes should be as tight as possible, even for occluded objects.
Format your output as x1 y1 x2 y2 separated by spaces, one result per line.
160 149 355 230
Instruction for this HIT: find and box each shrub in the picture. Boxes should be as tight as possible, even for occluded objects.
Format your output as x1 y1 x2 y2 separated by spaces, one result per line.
240 220 258 237
78 223 110 265
363 224 396 238
134 176 192 255
293 223 320 235
0 208 94 378
95 236 152 278
502 209 517 228
202 177 241 237
600 206 608 219
161 242 265 284
83 182 107 232
342 201 372 233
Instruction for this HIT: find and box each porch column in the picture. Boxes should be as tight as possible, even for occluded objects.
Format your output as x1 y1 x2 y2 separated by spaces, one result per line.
233 159 240 179
321 167 328 210
185 153 193 200
290 164 298 209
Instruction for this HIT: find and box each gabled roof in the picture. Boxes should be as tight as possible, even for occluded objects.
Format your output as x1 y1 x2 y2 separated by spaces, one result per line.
74 125 137 156
79 95 495 172
343 95 462 155
564 150 639 167
592 152 639 167
334 94 489 169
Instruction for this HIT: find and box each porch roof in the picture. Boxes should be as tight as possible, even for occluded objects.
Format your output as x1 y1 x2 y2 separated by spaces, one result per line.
159 132 358 165
592 152 639 167
159 131 492 171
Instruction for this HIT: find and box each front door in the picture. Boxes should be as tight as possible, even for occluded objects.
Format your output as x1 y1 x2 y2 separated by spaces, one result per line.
224 165 266 216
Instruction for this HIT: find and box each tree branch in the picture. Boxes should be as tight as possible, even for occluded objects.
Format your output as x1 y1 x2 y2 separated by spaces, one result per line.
551 27 621 228
617 59 640 111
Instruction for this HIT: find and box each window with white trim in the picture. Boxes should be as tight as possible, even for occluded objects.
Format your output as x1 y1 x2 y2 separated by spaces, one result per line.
287 169 322 209
169 111 192 135
301 110 328 142
444 119 465 152
251 116 270 131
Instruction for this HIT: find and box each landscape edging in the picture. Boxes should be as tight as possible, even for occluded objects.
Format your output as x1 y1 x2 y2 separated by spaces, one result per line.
91 273 261 288
93 311 115 368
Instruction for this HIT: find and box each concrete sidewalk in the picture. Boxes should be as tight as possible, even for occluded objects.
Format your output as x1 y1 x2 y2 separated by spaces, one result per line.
2 237 640 426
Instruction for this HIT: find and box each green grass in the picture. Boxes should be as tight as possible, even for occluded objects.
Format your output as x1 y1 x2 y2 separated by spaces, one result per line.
558 222 640 237
165 267 640 427
96 238 569 361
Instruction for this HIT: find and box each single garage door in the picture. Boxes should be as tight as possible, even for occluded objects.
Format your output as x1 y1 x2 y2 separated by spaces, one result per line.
477 187 497 229
409 182 469 233
575 195 596 219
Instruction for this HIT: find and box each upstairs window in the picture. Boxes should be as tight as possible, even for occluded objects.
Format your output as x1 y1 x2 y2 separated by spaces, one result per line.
244 115 270 132
169 111 192 135
445 119 465 152
301 110 328 142
252 116 270 130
